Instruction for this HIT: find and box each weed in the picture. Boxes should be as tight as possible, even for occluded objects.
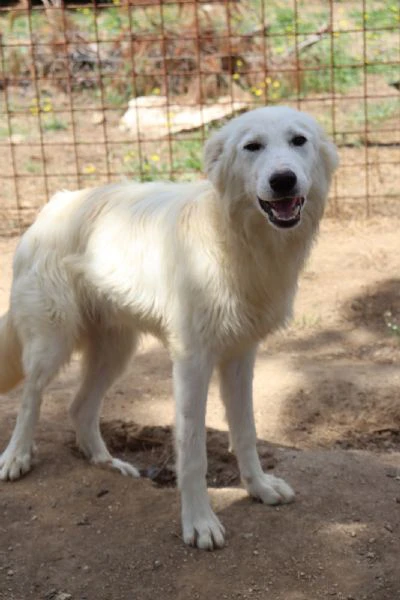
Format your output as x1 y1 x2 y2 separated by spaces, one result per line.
172 140 203 173
350 2 400 29
346 98 399 128
367 99 399 124
43 116 68 132
292 313 322 330
24 159 42 174
384 311 400 339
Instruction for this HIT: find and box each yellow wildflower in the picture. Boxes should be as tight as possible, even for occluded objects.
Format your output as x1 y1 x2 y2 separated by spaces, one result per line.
29 99 39 115
82 164 96 174
42 101 53 113
123 151 135 163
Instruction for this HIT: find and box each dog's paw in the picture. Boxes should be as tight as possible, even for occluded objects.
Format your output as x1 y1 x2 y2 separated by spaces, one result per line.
108 457 140 478
245 473 295 505
182 505 225 550
0 449 33 481
92 456 140 478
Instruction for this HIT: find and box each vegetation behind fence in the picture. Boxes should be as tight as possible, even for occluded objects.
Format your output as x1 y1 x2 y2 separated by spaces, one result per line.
0 0 399 233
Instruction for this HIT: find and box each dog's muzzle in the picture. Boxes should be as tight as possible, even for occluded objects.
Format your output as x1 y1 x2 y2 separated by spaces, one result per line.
258 196 305 229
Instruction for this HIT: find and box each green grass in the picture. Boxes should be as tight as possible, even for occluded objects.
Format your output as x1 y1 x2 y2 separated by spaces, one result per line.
24 159 42 174
122 139 204 181
344 98 399 130
350 2 400 29
43 116 68 132
0 119 31 139
100 82 134 108
0 125 10 139
367 99 399 124
269 4 329 35
299 40 362 96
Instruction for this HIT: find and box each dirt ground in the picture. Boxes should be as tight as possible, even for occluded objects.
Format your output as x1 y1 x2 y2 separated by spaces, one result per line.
0 216 400 600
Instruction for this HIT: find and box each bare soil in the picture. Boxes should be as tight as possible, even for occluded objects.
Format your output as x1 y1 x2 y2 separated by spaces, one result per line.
1 217 400 600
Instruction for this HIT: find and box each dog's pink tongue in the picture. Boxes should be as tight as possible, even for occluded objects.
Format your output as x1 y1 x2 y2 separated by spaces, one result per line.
271 198 299 218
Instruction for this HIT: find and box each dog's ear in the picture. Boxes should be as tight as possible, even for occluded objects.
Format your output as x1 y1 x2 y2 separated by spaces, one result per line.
320 135 339 180
203 129 227 189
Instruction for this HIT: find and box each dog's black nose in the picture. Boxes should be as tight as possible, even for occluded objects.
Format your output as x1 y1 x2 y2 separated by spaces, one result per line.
269 170 297 195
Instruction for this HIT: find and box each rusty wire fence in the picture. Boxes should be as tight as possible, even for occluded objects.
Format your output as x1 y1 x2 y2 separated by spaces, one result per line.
0 0 399 234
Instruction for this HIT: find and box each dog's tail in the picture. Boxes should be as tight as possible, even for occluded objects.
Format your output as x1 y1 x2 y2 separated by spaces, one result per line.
0 312 23 393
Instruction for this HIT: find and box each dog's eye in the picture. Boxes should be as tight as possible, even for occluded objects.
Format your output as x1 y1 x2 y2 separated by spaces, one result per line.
243 142 263 152
291 135 307 147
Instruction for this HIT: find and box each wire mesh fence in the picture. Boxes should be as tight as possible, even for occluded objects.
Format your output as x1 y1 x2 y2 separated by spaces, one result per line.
0 0 399 234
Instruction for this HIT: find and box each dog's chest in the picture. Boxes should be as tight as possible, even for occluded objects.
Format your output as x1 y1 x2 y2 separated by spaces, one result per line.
195 268 296 351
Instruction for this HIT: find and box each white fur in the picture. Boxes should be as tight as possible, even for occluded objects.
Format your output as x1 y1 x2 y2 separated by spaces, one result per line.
0 106 338 549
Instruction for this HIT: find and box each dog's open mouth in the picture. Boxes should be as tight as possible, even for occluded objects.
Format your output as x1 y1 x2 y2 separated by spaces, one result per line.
258 196 305 229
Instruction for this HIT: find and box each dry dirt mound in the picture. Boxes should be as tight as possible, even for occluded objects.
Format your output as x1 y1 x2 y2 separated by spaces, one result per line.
98 420 276 488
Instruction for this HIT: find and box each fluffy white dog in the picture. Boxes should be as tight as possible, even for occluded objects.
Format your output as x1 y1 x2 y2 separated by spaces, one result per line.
0 106 338 549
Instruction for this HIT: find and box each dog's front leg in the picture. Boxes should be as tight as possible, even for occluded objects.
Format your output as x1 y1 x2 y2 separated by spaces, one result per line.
219 347 295 505
173 353 225 550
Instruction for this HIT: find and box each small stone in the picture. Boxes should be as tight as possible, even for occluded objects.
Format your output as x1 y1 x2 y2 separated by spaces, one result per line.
91 111 105 125
54 593 72 600
384 523 393 532
153 560 162 569
385 468 398 478
7 570 14 577
253 550 259 556
10 134 25 144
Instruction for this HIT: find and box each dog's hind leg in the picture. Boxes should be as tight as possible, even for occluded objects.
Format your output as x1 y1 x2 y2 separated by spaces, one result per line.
219 347 295 505
0 331 73 481
69 327 139 477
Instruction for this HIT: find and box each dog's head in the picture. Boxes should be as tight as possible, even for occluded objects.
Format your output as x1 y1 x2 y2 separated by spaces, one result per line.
204 106 338 230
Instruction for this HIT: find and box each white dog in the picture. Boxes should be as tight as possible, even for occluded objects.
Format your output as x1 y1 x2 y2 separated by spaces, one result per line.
0 106 338 549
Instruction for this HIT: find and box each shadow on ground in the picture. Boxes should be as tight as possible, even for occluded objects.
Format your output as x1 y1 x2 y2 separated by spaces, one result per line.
259 278 400 450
